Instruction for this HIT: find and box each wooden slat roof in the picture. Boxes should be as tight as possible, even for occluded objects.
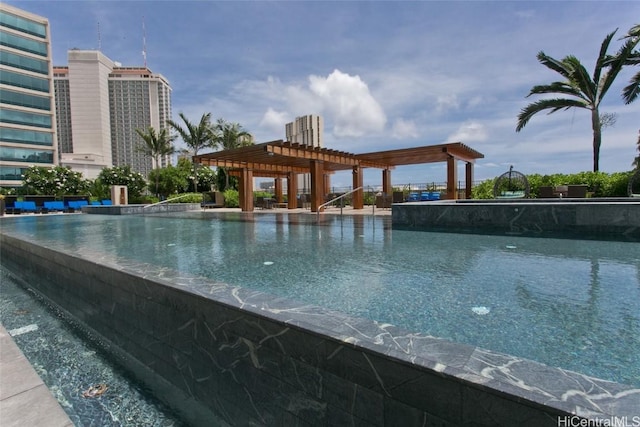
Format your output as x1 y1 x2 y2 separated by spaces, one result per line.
193 140 484 177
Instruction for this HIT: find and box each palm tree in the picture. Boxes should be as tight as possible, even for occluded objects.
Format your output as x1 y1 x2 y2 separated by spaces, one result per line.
633 130 640 169
516 29 638 172
214 118 253 189
166 113 217 192
135 126 176 196
618 24 639 104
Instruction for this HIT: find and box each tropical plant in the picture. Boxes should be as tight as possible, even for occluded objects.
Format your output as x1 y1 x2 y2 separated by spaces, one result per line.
617 24 640 104
222 188 239 208
633 130 640 169
213 118 253 190
148 165 189 197
516 28 639 172
96 166 146 198
166 113 217 192
135 126 176 195
22 166 90 196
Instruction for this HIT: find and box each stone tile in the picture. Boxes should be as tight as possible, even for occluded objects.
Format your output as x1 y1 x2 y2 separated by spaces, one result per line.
0 384 73 427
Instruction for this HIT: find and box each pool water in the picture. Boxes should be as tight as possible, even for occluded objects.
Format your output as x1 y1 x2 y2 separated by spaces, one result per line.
0 268 187 426
2 212 639 388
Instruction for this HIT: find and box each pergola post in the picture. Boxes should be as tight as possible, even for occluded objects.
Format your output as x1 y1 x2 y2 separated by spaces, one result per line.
274 178 283 203
239 168 254 211
287 172 298 209
324 173 331 195
465 162 474 199
446 156 458 200
382 169 392 195
310 160 324 212
352 166 364 209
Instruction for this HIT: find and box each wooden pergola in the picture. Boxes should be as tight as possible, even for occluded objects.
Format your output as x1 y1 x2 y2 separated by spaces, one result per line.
193 140 484 212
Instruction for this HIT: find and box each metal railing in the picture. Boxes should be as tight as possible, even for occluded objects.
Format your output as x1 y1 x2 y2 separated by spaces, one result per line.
316 186 363 222
142 194 195 212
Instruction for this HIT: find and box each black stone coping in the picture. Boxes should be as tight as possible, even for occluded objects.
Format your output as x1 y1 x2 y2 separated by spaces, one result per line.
1 229 638 424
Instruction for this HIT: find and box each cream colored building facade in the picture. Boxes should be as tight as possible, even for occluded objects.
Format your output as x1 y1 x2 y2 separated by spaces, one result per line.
54 50 172 179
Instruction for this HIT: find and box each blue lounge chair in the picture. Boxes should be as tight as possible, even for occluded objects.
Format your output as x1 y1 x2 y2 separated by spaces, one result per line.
407 192 419 201
44 201 67 212
20 201 38 213
101 199 112 205
429 192 441 201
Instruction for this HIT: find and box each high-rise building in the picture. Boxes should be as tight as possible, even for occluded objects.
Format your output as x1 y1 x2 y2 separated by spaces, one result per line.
54 50 172 179
285 114 324 192
0 4 57 188
285 114 323 148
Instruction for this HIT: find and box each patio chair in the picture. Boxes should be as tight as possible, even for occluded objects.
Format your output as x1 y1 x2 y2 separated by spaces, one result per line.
567 185 588 198
538 186 554 198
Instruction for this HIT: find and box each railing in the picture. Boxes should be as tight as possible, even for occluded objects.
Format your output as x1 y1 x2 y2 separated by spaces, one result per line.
317 186 363 222
142 194 195 212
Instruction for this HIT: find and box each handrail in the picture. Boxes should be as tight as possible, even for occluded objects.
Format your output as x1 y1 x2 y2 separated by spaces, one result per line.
143 193 194 209
316 186 363 222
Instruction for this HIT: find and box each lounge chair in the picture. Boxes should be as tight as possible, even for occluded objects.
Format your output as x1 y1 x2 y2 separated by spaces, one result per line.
101 199 112 205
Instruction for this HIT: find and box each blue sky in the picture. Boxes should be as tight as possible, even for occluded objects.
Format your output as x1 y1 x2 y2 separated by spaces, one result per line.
9 0 640 186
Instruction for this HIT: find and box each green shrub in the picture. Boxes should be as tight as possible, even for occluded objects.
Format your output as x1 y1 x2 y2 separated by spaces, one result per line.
472 171 632 199
224 189 239 208
167 192 202 203
471 178 495 199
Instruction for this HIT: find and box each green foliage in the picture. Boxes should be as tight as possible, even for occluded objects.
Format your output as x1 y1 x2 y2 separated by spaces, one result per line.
149 165 189 197
175 158 217 192
22 166 90 196
223 189 239 208
216 168 238 191
97 166 146 198
471 179 496 199
472 171 632 198
167 193 202 203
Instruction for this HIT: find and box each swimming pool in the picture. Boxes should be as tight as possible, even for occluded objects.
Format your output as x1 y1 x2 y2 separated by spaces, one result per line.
2 212 638 389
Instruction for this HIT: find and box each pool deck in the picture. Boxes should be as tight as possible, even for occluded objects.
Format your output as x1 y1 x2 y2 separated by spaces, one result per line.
0 324 73 427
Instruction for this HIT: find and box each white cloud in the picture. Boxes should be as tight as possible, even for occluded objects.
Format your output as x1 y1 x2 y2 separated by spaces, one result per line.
447 121 489 143
436 94 459 114
391 118 419 139
260 108 289 134
308 69 387 138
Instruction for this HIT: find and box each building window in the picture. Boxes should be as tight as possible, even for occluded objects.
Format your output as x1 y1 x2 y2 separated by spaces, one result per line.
0 50 49 74
0 11 47 38
0 108 51 128
0 30 48 56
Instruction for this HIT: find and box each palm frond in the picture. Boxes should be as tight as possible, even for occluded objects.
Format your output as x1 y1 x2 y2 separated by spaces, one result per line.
536 51 574 79
563 56 597 102
593 30 617 83
516 98 588 132
600 36 639 102
528 81 586 100
623 69 640 103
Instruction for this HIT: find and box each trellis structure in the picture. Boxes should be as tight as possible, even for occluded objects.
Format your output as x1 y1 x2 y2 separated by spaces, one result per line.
194 140 484 212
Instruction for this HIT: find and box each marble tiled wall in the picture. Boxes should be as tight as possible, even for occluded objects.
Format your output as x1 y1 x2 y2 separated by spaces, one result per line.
392 201 640 240
1 234 638 426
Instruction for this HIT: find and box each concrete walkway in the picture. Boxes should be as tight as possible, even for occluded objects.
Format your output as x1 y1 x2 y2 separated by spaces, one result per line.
0 324 72 427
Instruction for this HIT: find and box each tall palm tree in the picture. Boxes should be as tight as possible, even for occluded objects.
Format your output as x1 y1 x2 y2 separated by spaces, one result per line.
516 29 638 172
214 118 253 189
135 126 176 196
166 113 217 192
